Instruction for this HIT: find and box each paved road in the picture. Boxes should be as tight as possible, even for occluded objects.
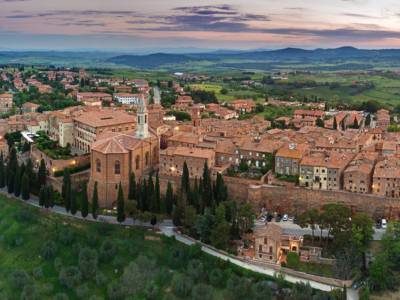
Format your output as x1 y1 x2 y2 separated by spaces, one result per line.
3 190 358 300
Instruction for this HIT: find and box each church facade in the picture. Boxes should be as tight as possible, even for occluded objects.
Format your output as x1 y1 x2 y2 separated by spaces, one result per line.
88 100 159 208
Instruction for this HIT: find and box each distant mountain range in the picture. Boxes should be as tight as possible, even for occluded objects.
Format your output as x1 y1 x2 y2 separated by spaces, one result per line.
106 47 400 70
3 47 400 71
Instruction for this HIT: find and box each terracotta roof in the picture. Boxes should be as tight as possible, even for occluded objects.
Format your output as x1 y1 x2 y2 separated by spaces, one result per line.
91 130 144 154
73 109 135 128
161 146 214 160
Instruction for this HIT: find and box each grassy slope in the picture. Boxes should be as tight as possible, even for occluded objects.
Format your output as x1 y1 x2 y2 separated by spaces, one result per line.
0 194 285 299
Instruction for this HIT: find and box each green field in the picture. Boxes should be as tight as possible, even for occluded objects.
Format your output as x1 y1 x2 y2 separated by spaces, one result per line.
1 193 334 300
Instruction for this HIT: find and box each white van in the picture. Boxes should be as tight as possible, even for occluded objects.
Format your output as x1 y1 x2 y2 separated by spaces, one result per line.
381 219 387 229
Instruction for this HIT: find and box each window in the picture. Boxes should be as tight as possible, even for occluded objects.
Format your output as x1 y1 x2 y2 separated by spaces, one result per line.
135 155 140 170
96 159 101 172
115 160 121 175
145 152 149 166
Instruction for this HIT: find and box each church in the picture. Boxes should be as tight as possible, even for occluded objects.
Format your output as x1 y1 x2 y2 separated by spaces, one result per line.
88 99 159 208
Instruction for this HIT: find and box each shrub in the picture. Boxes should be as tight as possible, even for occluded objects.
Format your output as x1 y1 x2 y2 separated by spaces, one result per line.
186 259 205 282
251 281 273 300
172 274 193 298
144 282 159 300
54 293 69 300
286 252 300 269
209 269 225 288
100 240 116 262
78 247 98 279
107 281 125 300
58 227 74 245
32 266 43 280
10 269 30 289
41 240 57 260
59 266 82 289
95 271 107 287
54 257 63 272
20 284 38 300
191 283 214 300
75 284 89 299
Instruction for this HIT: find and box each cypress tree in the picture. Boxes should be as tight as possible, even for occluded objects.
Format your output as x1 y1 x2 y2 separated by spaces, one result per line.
70 189 77 215
201 162 213 212
13 164 21 197
62 168 71 212
6 147 17 194
81 182 89 218
192 177 200 213
21 172 30 200
0 152 5 188
136 181 142 211
141 178 148 211
181 161 190 195
333 117 338 130
353 118 359 129
25 159 36 194
38 159 46 187
155 172 160 213
39 185 46 207
117 183 125 223
128 172 136 200
148 174 155 212
215 173 227 204
91 181 99 219
45 185 52 208
165 181 174 215
47 185 54 208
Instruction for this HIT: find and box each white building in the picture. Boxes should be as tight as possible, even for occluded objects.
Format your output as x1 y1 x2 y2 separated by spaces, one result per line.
114 93 146 105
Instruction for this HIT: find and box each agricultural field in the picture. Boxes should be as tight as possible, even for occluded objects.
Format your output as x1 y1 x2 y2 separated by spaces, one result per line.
0 193 340 300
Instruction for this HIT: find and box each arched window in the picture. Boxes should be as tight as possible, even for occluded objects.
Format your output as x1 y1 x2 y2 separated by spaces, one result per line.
153 146 158 162
145 152 149 166
96 159 101 172
135 155 140 170
115 160 121 175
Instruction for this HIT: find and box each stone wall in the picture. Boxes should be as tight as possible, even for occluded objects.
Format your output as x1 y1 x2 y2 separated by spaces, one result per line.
248 184 400 220
155 174 400 220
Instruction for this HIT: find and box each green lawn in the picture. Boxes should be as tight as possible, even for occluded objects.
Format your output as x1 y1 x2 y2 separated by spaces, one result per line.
0 193 314 300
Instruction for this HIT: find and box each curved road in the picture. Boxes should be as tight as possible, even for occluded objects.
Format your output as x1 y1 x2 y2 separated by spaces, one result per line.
1 189 358 300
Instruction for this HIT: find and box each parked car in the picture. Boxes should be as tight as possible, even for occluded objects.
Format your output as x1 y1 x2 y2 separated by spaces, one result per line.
266 214 273 222
282 214 288 221
381 219 387 229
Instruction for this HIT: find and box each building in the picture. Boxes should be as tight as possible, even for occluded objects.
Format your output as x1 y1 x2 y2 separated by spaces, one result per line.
171 96 194 111
113 93 146 105
159 146 215 178
88 99 159 207
0 93 13 113
77 92 112 106
254 223 303 263
376 109 390 129
22 102 40 113
344 152 378 194
299 152 355 190
73 109 136 154
275 143 308 176
372 156 400 198
229 99 256 114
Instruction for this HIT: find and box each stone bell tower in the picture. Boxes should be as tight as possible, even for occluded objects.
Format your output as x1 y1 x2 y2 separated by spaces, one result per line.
135 97 149 139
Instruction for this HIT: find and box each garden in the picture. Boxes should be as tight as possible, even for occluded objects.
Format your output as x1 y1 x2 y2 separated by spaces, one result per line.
0 193 344 300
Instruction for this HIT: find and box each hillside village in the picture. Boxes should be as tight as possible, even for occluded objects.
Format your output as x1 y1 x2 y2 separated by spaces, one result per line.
1 66 400 295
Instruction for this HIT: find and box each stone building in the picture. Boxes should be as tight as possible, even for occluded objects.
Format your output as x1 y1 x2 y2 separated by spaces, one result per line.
343 152 378 194
299 151 355 191
275 143 308 176
372 156 400 198
159 146 215 178
254 223 303 263
88 100 159 208
0 93 13 113
73 109 136 154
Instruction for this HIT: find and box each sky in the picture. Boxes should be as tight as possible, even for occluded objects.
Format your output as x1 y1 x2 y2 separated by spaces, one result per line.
1 0 400 51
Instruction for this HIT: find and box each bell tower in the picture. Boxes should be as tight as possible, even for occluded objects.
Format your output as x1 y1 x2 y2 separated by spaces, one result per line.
135 98 149 139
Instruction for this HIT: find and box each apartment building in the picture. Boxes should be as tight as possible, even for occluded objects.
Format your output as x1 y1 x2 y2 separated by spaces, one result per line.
73 109 136 154
0 93 13 113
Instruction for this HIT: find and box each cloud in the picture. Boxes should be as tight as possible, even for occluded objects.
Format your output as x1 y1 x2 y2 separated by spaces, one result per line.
342 13 382 19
